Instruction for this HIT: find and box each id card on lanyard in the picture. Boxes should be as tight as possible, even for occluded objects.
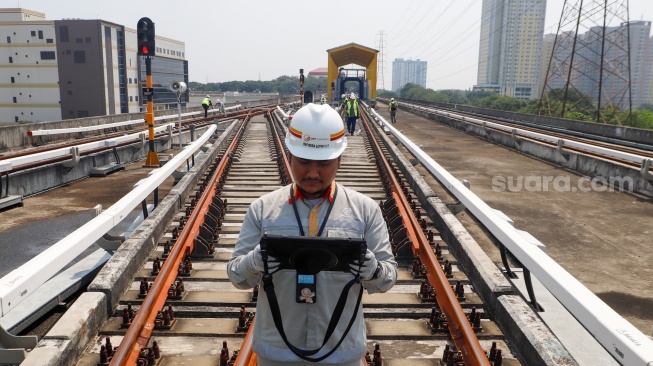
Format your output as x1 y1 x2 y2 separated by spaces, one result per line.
290 184 338 304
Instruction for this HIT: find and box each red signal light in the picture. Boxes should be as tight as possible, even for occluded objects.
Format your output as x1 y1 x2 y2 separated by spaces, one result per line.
142 46 149 54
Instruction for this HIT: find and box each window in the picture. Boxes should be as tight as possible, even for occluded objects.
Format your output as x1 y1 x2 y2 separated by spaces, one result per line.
11 77 14 83
13 97 17 103
6 36 10 43
46 38 53 43
59 26 69 42
40 51 56 60
38 30 43 39
74 50 86 63
129 78 132 84
31 31 36 36
8 57 12 63
85 37 91 43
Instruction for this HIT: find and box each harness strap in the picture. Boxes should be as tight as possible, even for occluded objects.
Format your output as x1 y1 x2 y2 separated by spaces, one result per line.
262 274 363 362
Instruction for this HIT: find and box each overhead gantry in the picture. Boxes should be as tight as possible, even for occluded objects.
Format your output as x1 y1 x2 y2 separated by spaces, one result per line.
326 43 378 103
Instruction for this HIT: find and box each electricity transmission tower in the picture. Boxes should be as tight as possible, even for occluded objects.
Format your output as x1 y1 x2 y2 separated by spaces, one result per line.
538 0 632 125
376 31 387 91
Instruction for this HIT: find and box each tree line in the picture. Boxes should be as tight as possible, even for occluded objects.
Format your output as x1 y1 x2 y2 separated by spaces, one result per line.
378 83 653 129
189 77 653 129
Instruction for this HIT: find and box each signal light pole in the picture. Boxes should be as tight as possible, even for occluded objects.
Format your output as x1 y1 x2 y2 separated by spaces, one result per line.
137 17 160 167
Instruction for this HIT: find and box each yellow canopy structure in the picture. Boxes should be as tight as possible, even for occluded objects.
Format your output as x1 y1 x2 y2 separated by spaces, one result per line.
326 43 378 101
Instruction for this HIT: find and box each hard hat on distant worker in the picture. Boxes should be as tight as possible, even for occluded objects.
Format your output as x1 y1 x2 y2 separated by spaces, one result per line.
206 95 210 98
350 93 356 99
341 94 346 99
391 98 395 101
285 104 347 160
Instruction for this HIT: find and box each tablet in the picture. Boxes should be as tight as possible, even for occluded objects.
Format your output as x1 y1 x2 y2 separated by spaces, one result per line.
259 234 367 274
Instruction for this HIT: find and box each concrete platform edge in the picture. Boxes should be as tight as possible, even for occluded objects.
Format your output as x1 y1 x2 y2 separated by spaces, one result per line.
495 295 578 366
22 292 107 366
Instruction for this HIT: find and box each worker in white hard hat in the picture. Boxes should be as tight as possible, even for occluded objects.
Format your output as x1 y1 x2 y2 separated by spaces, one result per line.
201 95 212 118
388 97 398 124
227 103 397 366
320 96 327 105
345 93 359 136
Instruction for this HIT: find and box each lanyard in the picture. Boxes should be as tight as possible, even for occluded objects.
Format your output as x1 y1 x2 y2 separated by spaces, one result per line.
290 184 338 237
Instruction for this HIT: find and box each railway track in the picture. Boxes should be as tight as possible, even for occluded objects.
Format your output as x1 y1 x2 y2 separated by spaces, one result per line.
0 109 256 174
395 99 653 172
62 105 520 366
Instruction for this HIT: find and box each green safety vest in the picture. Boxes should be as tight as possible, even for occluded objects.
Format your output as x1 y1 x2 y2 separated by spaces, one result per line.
346 100 358 117
202 98 211 106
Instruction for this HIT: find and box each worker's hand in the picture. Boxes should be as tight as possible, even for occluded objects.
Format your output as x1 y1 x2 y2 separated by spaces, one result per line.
244 245 280 274
349 249 378 280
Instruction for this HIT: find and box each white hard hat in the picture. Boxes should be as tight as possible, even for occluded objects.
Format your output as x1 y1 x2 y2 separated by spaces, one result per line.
206 95 210 98
391 98 395 101
341 94 346 98
350 93 356 99
285 104 347 160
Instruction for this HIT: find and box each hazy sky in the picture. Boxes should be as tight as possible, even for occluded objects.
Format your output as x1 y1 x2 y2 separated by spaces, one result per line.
14 0 653 90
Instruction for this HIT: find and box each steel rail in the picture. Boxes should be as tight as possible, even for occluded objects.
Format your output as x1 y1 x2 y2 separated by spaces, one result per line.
109 110 259 365
360 111 490 366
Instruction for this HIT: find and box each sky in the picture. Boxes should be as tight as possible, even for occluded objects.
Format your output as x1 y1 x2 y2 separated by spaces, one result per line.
13 0 653 91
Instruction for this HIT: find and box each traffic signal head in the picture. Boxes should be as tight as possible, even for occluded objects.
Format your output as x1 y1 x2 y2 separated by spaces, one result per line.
137 17 156 56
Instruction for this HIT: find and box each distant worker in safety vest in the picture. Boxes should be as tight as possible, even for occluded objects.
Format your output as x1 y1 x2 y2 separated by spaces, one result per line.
388 98 398 124
201 95 212 118
345 93 359 136
321 96 327 105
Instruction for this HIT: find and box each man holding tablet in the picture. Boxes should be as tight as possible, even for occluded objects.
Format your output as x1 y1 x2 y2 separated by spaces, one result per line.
227 104 397 366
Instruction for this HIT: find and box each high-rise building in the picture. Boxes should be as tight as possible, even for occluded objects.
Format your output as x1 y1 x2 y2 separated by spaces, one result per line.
474 0 546 100
391 58 427 92
0 8 188 123
628 21 652 108
647 36 653 106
